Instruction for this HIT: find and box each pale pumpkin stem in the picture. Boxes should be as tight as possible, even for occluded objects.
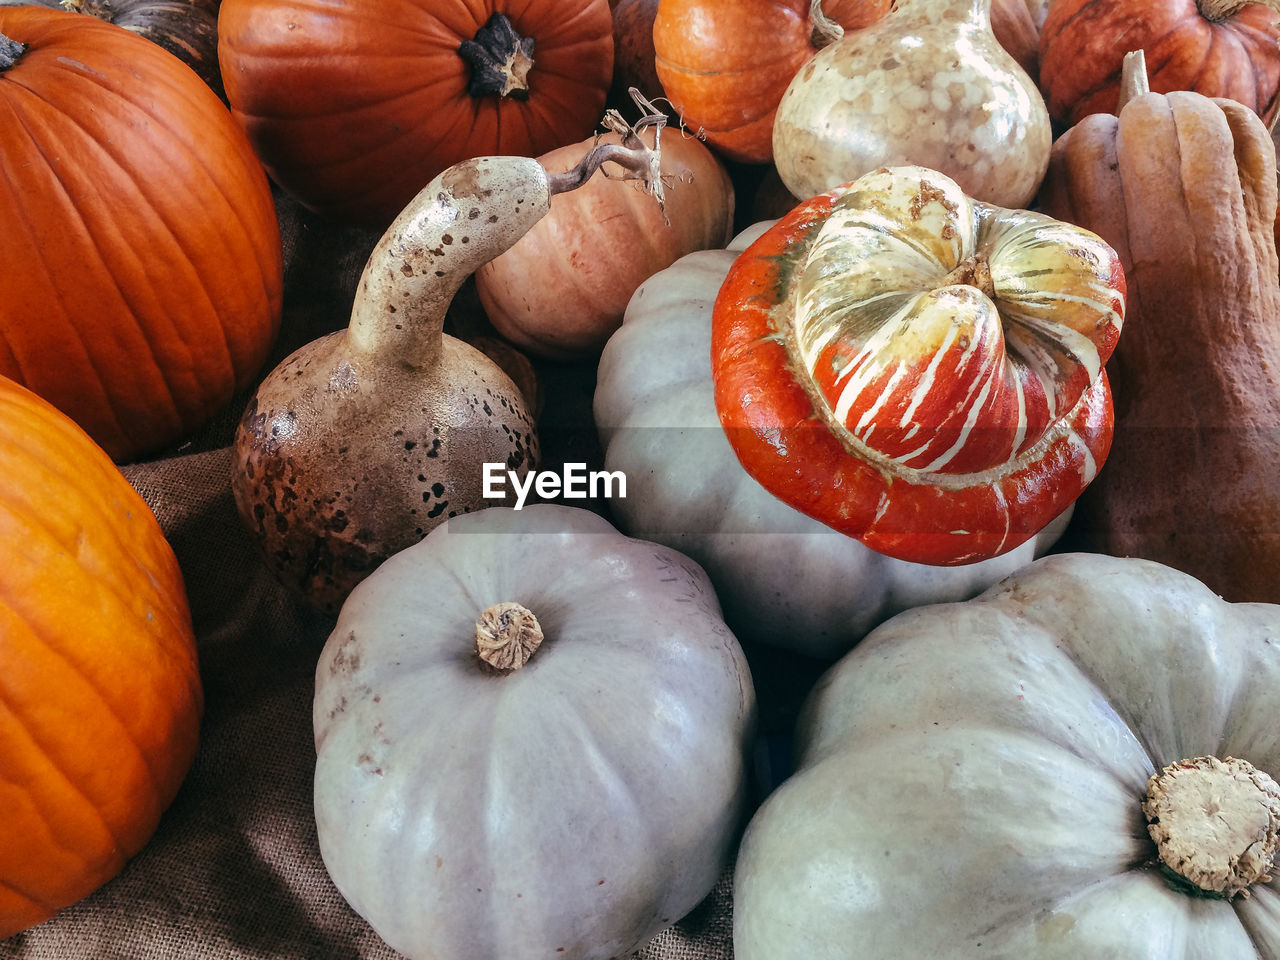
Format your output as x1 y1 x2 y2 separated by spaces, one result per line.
458 12 535 101
1116 50 1151 113
475 602 544 671
810 0 844 49
1198 0 1280 21
0 33 25 70
1142 755 1280 900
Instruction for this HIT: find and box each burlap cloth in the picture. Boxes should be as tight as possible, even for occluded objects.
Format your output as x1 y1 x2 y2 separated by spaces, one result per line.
0 187 825 959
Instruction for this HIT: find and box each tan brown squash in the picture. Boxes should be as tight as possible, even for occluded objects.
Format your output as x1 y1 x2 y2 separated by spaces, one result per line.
1040 50 1280 603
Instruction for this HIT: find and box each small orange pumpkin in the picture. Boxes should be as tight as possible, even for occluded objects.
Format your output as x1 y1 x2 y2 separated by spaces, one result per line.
0 375 202 937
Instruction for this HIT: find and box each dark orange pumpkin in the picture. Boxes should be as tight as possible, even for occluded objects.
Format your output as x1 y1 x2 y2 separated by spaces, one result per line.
0 7 282 463
652 0 891 164
1039 0 1280 127
0 374 202 937
218 0 615 225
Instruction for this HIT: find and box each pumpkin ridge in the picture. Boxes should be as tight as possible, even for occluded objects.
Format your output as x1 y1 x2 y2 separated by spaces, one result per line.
5 34 278 411
0 644 141 866
7 91 205 435
0 100 136 447
0 408 196 652
0 876 51 922
0 479 195 690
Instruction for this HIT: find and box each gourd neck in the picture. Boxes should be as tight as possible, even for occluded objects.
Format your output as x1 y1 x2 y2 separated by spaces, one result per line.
345 93 668 370
1143 755 1280 900
475 602 544 671
1199 0 1280 21
889 0 993 28
0 32 25 70
458 12 535 101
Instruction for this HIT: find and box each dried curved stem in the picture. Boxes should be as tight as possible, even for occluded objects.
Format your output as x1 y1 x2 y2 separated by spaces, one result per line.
547 87 669 214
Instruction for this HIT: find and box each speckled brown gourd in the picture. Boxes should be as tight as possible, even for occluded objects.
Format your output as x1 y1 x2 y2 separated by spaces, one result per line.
772 0 1051 209
232 97 668 613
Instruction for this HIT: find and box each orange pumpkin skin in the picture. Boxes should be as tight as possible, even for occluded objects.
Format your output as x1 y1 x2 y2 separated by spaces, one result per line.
0 7 282 464
652 0 891 164
218 0 614 225
1039 0 1280 127
711 177 1123 566
474 129 735 359
0 375 202 938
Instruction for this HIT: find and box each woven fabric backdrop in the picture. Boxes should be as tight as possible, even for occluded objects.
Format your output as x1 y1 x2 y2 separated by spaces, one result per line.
0 185 828 960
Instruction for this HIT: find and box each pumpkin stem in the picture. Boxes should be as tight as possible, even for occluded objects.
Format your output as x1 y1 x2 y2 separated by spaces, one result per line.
1116 50 1151 113
1142 755 1280 900
58 0 115 19
546 88 669 218
475 602 544 671
810 0 844 49
1198 0 1280 22
941 255 996 301
0 32 25 70
458 12 535 101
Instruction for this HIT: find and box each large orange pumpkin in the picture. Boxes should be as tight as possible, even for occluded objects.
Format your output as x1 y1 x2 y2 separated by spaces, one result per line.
218 0 615 225
0 374 203 938
0 7 283 464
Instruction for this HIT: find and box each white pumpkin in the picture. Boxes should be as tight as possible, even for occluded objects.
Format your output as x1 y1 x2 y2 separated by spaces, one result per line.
593 223 1069 660
312 504 755 960
734 552 1280 958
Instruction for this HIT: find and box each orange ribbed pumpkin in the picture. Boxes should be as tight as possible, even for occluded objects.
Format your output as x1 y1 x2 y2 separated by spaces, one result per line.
0 374 203 938
1039 0 1280 127
0 7 282 464
217 0 615 225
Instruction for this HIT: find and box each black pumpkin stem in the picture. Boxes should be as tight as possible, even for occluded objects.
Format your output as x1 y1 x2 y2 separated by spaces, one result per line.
458 13 535 101
0 33 26 71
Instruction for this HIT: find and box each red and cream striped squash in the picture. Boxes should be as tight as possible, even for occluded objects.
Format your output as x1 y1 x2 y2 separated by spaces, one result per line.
711 165 1126 566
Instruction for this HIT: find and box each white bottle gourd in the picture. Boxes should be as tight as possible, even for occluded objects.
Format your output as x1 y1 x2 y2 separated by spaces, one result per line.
772 0 1051 208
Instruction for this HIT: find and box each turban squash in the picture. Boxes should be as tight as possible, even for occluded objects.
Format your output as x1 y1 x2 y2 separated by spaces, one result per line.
711 165 1125 567
594 217 1075 659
